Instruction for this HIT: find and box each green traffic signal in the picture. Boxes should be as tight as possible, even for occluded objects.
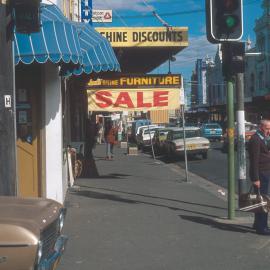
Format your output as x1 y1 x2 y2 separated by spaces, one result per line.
225 15 238 29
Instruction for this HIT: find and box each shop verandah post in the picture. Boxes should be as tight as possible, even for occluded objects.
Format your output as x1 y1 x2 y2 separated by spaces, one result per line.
0 1 17 195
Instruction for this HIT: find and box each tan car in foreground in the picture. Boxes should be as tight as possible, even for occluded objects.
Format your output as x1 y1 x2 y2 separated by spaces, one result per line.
164 127 210 159
0 196 67 270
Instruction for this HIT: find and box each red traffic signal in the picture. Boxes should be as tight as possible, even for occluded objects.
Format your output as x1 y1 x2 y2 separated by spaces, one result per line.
206 0 243 43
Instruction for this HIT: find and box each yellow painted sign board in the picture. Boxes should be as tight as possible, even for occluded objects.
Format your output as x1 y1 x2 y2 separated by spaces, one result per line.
87 88 180 112
87 74 182 112
96 27 188 47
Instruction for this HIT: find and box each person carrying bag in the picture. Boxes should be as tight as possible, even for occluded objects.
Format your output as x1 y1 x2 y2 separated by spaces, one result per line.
248 119 270 235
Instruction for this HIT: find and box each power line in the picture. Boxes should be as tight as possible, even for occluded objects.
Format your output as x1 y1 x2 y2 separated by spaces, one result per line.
141 0 172 27
113 0 258 20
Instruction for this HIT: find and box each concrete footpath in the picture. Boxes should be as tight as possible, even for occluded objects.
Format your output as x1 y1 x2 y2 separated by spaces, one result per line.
58 144 270 270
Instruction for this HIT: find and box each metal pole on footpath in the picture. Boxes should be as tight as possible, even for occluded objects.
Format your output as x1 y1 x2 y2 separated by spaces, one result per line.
181 105 189 182
236 72 247 197
227 78 235 219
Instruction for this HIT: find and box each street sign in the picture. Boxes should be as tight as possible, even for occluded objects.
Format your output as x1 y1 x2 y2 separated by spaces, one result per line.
81 0 92 24
4 95 12 108
92 10 112 23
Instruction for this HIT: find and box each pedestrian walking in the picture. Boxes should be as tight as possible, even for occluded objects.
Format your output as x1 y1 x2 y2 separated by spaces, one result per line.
248 119 270 235
96 121 104 144
104 120 118 160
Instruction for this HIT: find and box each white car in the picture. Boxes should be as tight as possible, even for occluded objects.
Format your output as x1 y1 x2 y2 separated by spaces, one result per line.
136 124 158 142
137 126 164 149
164 127 210 159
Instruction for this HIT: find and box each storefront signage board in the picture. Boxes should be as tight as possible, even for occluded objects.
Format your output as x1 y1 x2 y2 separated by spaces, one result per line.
96 27 188 47
87 74 182 112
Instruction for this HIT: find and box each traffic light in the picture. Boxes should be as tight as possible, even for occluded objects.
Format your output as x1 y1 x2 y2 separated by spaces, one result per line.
206 0 243 43
222 42 245 78
10 0 41 33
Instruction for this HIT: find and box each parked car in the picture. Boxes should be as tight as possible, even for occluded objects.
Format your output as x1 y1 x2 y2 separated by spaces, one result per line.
135 124 158 142
137 126 164 149
200 123 223 141
153 127 172 154
0 196 67 270
164 127 210 159
131 119 152 140
222 121 257 152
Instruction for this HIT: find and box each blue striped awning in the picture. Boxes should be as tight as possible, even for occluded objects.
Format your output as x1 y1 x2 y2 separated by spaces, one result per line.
14 4 120 74
73 23 120 75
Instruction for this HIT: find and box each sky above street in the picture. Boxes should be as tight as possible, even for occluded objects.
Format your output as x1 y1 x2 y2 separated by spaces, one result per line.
93 0 262 83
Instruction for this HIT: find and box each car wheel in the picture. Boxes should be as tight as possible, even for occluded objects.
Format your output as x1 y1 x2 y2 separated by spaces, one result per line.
202 152 208 159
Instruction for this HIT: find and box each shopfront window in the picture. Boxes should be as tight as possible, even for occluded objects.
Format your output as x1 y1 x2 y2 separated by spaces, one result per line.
16 88 33 144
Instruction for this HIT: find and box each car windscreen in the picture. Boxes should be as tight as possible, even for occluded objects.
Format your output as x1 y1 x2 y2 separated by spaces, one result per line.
204 124 220 129
245 124 257 131
172 130 200 140
144 129 157 135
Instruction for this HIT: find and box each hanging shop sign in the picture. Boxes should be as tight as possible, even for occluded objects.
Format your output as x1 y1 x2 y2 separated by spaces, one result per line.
81 0 92 24
87 74 182 112
95 27 188 47
92 10 112 23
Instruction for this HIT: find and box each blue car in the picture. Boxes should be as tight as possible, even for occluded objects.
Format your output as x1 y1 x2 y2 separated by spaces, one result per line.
200 123 223 141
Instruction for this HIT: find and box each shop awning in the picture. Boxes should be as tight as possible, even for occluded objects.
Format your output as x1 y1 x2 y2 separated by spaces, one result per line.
14 4 120 74
73 23 120 75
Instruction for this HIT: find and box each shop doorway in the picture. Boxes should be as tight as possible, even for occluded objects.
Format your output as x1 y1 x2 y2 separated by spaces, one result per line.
16 66 41 197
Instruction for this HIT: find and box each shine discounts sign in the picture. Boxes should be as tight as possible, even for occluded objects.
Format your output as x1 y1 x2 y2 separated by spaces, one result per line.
87 74 182 112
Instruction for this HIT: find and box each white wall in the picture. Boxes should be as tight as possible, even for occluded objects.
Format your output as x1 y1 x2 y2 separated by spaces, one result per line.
44 63 66 204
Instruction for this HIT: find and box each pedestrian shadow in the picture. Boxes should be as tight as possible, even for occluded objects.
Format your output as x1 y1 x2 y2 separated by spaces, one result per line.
179 214 254 234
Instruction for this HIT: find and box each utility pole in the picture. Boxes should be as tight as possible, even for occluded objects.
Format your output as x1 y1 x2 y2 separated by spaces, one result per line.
226 74 235 219
236 72 247 196
0 2 17 195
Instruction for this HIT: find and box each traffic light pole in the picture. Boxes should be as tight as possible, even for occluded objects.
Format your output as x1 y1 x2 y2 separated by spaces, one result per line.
227 78 235 220
236 72 247 197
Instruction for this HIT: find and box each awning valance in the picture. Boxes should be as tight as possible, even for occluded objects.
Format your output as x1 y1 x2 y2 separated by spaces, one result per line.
14 4 120 74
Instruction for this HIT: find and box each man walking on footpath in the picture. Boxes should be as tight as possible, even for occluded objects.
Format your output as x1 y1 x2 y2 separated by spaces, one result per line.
248 119 270 235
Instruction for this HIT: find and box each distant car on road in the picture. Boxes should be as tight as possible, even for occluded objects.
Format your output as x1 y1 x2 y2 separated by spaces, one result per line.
200 123 223 141
164 127 210 159
0 196 67 270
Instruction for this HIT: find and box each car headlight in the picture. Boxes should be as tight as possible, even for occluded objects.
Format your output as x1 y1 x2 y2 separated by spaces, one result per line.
36 240 43 265
58 208 66 232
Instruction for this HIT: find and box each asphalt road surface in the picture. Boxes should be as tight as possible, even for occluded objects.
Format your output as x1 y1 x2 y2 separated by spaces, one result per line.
157 142 250 190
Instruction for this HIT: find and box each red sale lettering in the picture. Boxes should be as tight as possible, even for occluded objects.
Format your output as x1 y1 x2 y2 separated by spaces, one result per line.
153 91 169 107
137 92 152 107
114 92 135 108
96 91 113 108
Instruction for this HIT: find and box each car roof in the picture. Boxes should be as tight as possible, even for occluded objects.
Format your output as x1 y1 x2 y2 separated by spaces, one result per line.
169 127 200 131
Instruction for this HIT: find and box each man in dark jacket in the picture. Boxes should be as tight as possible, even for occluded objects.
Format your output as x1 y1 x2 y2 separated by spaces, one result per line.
248 119 270 235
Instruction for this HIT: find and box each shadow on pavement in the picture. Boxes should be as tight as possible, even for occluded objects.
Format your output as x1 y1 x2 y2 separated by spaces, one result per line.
179 214 254 234
70 188 224 218
76 185 227 211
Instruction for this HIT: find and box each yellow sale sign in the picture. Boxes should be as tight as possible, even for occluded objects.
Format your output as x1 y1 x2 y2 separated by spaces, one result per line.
87 88 180 112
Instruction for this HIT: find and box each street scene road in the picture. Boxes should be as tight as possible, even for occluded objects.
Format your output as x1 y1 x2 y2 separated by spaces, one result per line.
153 141 250 191
1 1 269 270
